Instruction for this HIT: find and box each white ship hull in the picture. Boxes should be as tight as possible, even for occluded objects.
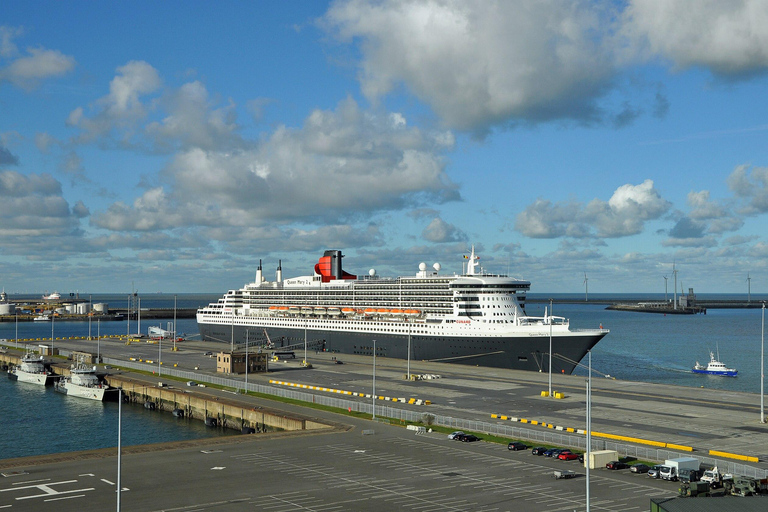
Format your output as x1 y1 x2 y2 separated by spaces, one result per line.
56 381 112 401
9 369 52 386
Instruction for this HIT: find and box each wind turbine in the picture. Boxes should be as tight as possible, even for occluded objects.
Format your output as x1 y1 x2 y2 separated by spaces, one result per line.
663 275 668 302
747 273 752 303
583 272 588 302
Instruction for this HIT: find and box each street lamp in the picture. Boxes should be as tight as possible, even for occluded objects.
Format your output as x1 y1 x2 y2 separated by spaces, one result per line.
372 339 376 420
761 302 765 424
548 298 553 398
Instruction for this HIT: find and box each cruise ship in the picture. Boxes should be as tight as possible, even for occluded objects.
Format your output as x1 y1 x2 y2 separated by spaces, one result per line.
196 248 609 374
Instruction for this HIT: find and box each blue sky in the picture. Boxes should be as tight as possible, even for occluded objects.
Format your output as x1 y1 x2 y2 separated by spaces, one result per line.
2 1 768 295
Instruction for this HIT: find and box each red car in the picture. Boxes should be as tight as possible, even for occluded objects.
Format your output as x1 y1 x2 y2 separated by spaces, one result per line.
558 451 580 461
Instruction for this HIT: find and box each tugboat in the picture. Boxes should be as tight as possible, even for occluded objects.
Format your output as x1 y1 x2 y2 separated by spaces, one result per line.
692 351 737 377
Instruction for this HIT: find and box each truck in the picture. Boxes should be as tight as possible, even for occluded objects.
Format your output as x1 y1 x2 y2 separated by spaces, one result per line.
700 466 731 488
678 481 710 497
660 457 699 481
724 476 768 496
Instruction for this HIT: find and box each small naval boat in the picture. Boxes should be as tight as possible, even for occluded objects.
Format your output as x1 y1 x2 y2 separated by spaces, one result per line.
8 353 53 385
54 361 114 400
692 351 737 377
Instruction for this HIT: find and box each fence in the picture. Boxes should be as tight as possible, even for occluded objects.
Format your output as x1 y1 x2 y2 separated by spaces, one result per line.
102 357 768 480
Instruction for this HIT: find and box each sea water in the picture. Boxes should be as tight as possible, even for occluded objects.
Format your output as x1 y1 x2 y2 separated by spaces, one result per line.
527 298 768 394
0 294 226 461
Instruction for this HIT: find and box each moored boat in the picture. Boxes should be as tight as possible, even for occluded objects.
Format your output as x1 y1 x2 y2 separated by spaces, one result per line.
197 247 609 374
54 361 114 400
8 353 52 385
692 352 737 377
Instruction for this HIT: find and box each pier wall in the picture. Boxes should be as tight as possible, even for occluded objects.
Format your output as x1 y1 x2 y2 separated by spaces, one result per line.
104 375 331 433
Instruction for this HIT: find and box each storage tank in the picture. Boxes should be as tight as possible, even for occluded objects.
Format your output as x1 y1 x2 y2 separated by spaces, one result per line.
55 307 67 315
76 303 91 314
93 303 109 313
0 303 15 315
65 304 77 313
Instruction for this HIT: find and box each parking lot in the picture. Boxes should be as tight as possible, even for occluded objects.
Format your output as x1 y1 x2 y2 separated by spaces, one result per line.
0 419 680 512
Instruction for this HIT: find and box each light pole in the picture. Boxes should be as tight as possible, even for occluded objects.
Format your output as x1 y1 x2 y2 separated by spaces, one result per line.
372 339 376 420
245 329 249 390
158 328 162 376
762 302 765 423
173 295 177 352
15 310 18 349
586 350 592 511
548 298 553 398
97 319 101 363
89 294 92 340
407 321 411 380
117 388 122 512
51 311 55 355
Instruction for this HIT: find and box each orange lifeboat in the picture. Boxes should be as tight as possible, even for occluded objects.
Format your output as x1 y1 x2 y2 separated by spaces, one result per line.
364 308 377 316
341 307 355 316
390 309 404 317
404 309 420 317
377 308 389 316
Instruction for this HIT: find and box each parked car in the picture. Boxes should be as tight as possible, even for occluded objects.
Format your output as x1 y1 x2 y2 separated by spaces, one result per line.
578 454 584 463
544 448 564 458
203 351 213 356
507 442 527 451
606 461 629 470
186 381 198 387
647 465 663 478
448 431 465 440
630 464 650 474
558 451 580 461
456 434 479 442
531 447 547 456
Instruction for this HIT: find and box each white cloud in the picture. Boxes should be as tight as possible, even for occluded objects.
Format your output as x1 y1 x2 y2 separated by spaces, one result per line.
622 0 768 77
104 60 161 116
0 171 83 238
422 217 467 243
69 61 161 143
0 26 75 89
92 98 459 234
727 164 768 214
323 0 616 133
145 81 242 152
515 180 671 239
322 1 768 135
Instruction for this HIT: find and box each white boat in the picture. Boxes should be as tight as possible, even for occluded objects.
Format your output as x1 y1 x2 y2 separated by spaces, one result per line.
8 353 53 385
197 247 609 373
692 352 737 377
34 315 50 321
54 361 113 400
42 292 61 300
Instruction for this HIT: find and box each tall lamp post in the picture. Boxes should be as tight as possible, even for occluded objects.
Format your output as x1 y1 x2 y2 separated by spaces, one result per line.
761 302 765 424
372 339 376 420
548 298 553 398
586 350 592 511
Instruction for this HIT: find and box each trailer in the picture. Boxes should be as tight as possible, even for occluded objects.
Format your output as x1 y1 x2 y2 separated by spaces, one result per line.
554 470 577 479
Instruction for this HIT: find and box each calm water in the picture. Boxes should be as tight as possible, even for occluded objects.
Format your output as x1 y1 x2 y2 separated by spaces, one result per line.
527 300 768 393
2 293 766 460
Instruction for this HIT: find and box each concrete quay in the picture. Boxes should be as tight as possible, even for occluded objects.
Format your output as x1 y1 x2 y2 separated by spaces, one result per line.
3 336 768 511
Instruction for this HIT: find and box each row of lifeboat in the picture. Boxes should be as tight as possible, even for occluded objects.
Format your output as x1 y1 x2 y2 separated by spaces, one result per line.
266 306 420 318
